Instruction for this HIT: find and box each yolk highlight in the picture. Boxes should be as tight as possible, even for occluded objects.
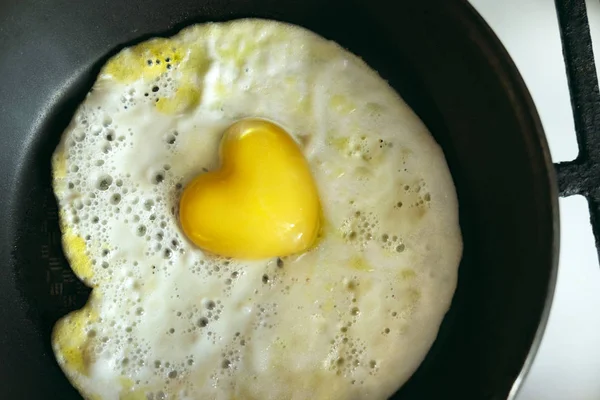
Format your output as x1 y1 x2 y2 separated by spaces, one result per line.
179 119 321 259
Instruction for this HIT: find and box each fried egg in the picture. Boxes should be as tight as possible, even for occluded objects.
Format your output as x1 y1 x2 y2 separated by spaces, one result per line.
51 19 462 400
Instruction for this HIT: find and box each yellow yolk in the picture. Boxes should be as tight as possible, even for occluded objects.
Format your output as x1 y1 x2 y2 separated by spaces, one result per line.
179 119 321 259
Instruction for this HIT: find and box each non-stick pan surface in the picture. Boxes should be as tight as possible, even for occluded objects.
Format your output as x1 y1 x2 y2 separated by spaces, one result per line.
0 0 558 399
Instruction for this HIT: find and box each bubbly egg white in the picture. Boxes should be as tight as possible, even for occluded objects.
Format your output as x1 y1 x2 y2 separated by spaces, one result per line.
51 19 462 400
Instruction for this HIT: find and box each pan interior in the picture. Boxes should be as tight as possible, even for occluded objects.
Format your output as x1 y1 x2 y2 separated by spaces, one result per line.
0 1 557 399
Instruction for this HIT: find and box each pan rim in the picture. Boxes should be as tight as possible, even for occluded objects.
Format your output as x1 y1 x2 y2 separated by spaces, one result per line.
451 0 560 398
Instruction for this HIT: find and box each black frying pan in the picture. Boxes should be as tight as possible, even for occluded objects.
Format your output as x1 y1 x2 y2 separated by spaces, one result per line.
0 0 559 399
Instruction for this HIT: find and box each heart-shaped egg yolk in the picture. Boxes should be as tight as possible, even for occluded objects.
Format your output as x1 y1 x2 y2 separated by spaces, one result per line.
179 119 321 259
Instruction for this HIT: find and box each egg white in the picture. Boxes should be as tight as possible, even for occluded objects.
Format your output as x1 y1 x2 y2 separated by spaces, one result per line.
51 19 462 400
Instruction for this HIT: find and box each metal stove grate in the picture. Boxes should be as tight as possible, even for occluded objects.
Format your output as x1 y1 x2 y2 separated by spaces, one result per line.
554 0 600 260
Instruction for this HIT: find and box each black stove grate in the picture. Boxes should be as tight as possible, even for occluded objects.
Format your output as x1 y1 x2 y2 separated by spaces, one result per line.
554 0 600 260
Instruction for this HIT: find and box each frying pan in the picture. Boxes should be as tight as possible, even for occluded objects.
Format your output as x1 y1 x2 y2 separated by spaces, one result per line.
0 0 559 399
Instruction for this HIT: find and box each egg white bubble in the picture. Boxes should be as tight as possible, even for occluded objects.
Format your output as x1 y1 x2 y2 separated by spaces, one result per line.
51 19 462 400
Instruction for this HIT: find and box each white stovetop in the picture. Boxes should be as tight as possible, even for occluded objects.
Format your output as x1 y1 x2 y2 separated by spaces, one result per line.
467 0 600 399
